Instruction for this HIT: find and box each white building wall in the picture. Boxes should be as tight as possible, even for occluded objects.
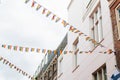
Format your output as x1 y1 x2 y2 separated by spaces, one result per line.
58 0 117 80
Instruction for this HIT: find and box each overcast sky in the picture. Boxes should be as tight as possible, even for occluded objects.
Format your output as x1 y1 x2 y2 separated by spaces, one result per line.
0 0 69 80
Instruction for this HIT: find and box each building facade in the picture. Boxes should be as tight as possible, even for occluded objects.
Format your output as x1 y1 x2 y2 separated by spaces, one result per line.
34 34 67 80
108 0 120 69
57 0 117 80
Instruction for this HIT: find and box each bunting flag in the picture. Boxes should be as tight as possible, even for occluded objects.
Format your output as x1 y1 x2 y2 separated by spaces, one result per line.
0 55 34 80
42 8 46 14
25 0 30 4
8 45 12 49
31 0 36 7
55 17 60 22
62 20 69 27
52 15 56 20
24 0 105 48
19 47 24 52
46 11 51 17
14 46 18 51
25 47 29 52
36 48 40 53
36 4 41 11
1 44 114 55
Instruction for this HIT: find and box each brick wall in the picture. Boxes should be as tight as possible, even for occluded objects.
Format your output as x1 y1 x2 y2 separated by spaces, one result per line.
109 0 120 69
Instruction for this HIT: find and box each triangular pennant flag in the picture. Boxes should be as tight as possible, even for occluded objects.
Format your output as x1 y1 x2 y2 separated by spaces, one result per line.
107 49 113 54
79 51 83 54
25 47 29 52
86 37 91 41
52 15 56 20
3 59 6 64
74 30 80 33
55 17 60 22
19 47 23 52
42 49 46 53
69 51 73 53
25 0 30 3
60 50 63 55
9 63 14 68
14 66 17 69
5 61 9 65
79 32 84 36
69 26 76 32
46 11 51 17
2 44 6 48
36 48 40 53
53 50 57 54
62 20 69 27
64 51 67 54
36 4 41 10
47 50 52 54
8 45 12 49
0 57 3 61
31 48 35 52
14 46 18 51
42 8 46 14
31 0 36 7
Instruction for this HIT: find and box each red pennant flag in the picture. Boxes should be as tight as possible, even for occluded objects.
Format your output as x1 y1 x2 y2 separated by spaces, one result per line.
31 0 36 7
52 15 56 20
69 26 76 32
42 8 46 14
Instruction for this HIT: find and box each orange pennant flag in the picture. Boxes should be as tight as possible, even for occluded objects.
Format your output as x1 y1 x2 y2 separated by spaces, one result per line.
69 26 76 32
62 20 69 27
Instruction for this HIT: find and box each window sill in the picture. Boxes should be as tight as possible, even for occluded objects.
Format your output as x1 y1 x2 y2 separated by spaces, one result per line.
57 73 63 78
90 39 104 53
72 65 80 73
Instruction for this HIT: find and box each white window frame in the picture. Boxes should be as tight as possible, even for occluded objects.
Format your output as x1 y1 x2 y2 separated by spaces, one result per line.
115 4 120 40
73 37 79 68
93 65 107 80
90 4 103 47
59 57 63 75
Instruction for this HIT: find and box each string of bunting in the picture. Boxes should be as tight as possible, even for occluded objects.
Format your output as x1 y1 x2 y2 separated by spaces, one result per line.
24 0 104 48
0 56 34 80
1 44 114 54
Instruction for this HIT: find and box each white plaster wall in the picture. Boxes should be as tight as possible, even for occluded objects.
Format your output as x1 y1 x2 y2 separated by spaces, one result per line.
58 0 116 80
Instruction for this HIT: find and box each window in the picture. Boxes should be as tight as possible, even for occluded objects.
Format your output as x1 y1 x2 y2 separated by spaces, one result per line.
90 4 103 47
92 64 107 80
115 4 120 40
73 37 79 68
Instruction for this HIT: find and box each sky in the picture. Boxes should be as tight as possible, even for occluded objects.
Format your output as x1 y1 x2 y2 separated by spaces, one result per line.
0 0 69 80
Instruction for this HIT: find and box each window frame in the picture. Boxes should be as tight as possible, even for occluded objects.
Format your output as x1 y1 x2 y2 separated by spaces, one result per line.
115 4 120 40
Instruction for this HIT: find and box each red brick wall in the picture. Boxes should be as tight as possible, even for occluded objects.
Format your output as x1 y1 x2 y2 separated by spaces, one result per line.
110 0 120 69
